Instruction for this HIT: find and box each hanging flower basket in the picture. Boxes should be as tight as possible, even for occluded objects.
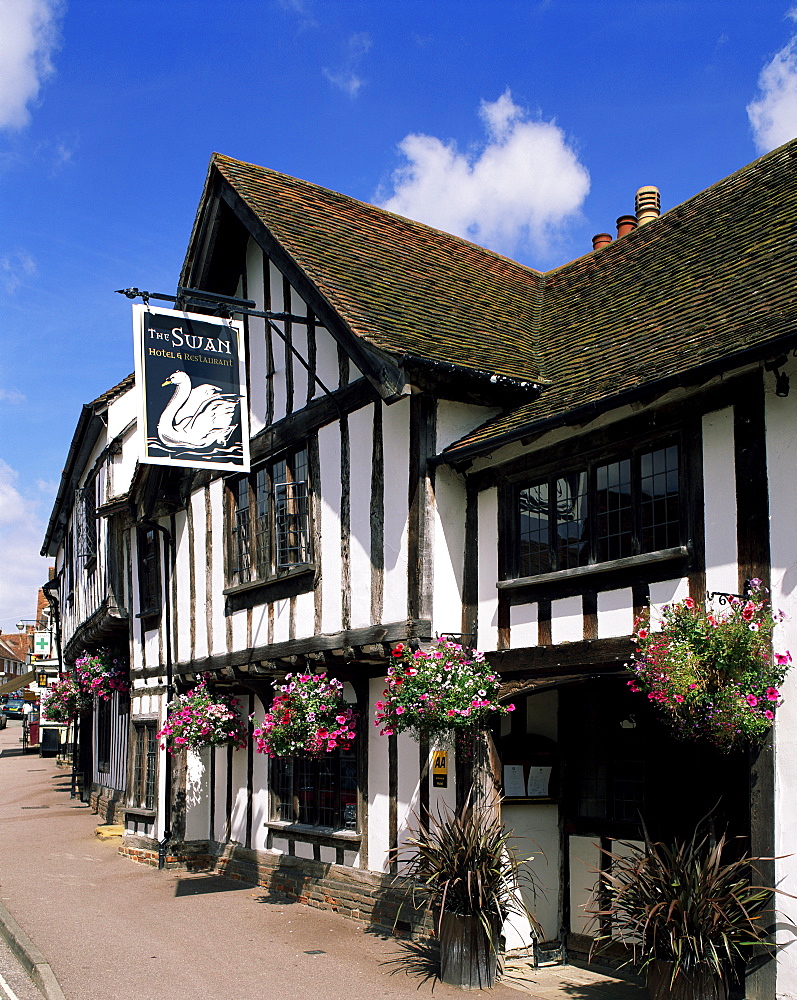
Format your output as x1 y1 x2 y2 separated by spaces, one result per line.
253 672 356 758
374 638 513 744
629 580 792 752
74 649 129 701
157 679 248 754
41 677 89 723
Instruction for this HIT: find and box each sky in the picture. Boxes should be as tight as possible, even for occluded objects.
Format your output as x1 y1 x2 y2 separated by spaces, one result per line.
2 0 797 629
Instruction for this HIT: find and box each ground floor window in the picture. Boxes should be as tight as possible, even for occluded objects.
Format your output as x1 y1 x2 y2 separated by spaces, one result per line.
96 698 111 773
131 722 157 811
271 749 357 831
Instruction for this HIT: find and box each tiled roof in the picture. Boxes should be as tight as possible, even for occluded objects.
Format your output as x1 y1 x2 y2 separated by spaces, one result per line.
211 155 546 384
92 373 134 409
444 140 797 459
206 141 797 461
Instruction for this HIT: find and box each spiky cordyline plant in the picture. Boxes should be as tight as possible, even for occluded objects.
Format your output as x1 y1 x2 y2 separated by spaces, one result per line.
393 796 543 946
588 819 790 990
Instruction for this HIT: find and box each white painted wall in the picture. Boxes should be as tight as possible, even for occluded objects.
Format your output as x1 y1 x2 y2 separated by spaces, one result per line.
349 404 374 630
382 397 410 623
477 488 499 651
597 588 634 638
368 675 391 871
184 748 211 841
764 370 797 997
432 464 467 635
318 421 343 634
702 407 738 595
510 603 538 647
246 239 268 435
551 596 582 644
569 836 601 936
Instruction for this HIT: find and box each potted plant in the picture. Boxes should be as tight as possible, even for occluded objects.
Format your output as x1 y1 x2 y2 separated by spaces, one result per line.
628 581 792 751
394 798 542 990
74 649 130 701
587 819 789 999
375 638 514 744
253 671 356 757
157 679 248 754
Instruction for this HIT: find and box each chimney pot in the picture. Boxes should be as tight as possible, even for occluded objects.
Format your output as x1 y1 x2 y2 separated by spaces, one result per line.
635 186 661 226
592 233 613 251
616 214 638 238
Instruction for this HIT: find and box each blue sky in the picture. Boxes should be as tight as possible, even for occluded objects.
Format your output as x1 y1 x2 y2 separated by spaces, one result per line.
2 0 797 627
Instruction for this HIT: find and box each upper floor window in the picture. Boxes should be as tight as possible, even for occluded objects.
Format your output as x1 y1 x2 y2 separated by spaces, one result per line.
227 446 311 587
515 441 681 578
77 475 98 564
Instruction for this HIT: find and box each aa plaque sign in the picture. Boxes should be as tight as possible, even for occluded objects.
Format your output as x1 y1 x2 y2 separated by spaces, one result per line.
133 304 250 472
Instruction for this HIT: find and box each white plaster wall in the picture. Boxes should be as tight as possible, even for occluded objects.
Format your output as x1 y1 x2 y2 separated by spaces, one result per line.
269 261 288 423
477 488 499 651
230 606 248 652
569 836 601 935
293 590 315 641
648 578 690 629
272 597 291 645
510 603 538 648
396 731 421 856
184 747 211 841
213 745 227 838
229 744 249 844
349 405 373 630
765 374 797 997
551 596 582 644
597 588 634 638
173 510 191 665
382 398 410 624
191 490 208 660
246 240 268 435
436 400 502 452
251 603 269 649
106 385 136 439
290 293 309 405
368 675 391 872
433 464 467 636
702 407 738 595
318 421 343 634
208 479 227 656
251 735 270 851
315 326 339 399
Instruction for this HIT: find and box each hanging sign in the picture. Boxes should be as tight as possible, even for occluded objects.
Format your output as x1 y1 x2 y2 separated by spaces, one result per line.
133 304 250 472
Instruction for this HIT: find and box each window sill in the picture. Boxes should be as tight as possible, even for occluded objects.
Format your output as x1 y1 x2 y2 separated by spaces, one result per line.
125 806 156 819
264 821 360 844
224 565 315 612
498 545 690 592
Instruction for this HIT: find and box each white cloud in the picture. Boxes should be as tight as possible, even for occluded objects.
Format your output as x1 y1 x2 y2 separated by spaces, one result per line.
0 0 63 130
323 32 372 98
376 90 590 259
748 11 797 153
0 388 26 404
0 460 53 630
0 249 37 293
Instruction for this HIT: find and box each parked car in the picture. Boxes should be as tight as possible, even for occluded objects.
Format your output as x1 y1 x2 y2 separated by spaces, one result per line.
3 698 26 719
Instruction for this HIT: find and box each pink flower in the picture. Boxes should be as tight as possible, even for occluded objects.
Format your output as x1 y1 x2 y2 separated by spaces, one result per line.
765 710 775 720
674 695 684 703
637 628 649 640
746 694 758 707
684 597 695 610
767 687 780 701
776 652 792 666
742 601 756 622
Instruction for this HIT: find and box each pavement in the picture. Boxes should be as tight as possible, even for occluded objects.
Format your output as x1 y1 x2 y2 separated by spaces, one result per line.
0 721 645 1000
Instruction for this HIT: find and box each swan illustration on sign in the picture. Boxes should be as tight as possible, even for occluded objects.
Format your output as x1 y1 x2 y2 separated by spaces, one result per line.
157 370 241 451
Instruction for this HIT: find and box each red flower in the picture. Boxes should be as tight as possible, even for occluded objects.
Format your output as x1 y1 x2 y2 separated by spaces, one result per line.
391 643 405 657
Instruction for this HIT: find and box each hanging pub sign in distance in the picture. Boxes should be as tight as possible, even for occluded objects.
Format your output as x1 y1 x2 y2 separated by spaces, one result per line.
133 305 250 472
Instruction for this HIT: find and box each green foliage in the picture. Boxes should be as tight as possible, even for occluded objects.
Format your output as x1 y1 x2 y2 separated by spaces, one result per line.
393 795 543 946
588 821 789 987
630 582 791 751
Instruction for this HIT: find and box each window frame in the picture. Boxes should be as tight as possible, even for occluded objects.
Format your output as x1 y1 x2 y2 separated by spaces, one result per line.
136 525 162 620
269 745 359 833
505 433 685 583
129 720 158 813
226 444 312 590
